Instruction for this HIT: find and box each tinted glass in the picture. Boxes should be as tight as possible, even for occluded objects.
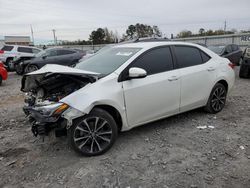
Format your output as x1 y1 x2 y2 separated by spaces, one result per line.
46 49 57 57
175 46 203 68
231 44 239 51
17 47 33 53
76 47 141 75
57 49 75 56
200 51 211 63
32 48 41 54
208 46 225 54
1 45 14 51
225 45 232 53
131 47 173 75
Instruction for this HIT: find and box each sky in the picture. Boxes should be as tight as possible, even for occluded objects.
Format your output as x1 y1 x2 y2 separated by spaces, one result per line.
0 0 250 44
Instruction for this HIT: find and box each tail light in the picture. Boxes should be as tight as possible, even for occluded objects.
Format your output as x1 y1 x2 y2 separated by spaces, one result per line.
0 50 4 54
228 62 235 69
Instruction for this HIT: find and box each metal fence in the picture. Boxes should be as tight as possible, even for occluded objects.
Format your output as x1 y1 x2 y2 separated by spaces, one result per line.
47 33 250 51
172 33 250 49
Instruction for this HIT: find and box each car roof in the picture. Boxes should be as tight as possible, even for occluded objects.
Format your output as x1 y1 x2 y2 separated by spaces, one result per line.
112 41 204 49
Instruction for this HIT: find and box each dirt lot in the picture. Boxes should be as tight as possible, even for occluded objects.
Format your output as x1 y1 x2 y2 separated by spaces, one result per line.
0 69 249 188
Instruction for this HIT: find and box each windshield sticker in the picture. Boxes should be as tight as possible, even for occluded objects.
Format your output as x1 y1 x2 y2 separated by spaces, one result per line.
116 52 133 56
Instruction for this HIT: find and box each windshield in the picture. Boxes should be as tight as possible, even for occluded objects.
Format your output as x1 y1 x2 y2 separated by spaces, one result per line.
208 46 225 54
76 47 141 75
35 50 47 57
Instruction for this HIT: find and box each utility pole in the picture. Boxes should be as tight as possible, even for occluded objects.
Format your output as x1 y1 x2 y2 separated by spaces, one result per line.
52 29 57 45
224 20 227 34
30 25 34 45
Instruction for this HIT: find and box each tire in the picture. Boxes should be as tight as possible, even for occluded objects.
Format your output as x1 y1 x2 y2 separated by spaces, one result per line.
24 64 38 73
204 83 227 114
0 76 2 86
68 108 118 156
15 63 24 75
239 64 249 78
6 58 14 71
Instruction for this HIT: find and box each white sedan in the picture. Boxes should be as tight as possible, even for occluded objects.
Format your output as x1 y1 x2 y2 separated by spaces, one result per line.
22 41 235 156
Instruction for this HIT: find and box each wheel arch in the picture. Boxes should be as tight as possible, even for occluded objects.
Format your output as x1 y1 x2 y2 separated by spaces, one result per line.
90 104 123 132
216 79 228 92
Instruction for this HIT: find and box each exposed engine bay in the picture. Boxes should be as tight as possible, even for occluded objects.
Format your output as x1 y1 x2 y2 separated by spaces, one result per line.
22 73 96 107
21 65 99 138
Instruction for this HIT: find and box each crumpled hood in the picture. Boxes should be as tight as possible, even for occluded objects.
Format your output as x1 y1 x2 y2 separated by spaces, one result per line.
21 64 100 92
26 64 99 76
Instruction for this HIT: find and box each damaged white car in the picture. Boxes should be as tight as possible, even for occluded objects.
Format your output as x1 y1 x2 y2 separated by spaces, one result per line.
21 42 235 156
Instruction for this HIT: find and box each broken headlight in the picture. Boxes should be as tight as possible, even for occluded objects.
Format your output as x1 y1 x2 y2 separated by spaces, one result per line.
35 103 69 116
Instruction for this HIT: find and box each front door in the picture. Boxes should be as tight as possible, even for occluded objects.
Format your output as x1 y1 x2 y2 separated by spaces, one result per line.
122 46 181 127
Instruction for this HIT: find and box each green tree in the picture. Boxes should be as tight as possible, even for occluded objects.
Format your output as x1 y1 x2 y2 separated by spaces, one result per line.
199 28 205 36
89 28 106 44
177 30 193 38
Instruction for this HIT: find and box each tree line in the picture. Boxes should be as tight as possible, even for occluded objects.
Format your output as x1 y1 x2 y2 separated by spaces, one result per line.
58 24 250 45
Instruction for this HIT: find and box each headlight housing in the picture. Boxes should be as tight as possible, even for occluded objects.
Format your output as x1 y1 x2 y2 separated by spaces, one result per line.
35 103 69 116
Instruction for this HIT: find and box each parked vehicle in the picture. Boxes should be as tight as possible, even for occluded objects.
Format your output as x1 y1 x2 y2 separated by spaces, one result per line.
239 46 250 78
17 48 86 74
208 44 242 65
0 45 42 71
0 61 8 85
21 42 235 156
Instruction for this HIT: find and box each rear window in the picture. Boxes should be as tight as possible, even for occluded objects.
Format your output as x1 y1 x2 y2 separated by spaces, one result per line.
1 45 14 51
17 47 33 53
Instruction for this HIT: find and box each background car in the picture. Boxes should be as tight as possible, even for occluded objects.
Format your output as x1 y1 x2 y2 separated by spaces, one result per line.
239 46 250 78
0 45 42 71
17 48 86 74
0 61 8 85
208 44 242 65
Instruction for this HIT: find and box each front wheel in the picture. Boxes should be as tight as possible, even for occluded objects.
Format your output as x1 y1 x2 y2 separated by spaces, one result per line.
68 108 118 156
204 83 227 114
15 63 24 75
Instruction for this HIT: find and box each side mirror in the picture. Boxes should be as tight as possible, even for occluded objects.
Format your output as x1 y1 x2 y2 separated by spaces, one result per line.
42 55 47 59
128 67 147 79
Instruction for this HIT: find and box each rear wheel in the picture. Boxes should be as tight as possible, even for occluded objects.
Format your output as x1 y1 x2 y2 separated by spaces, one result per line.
204 83 227 114
25 64 38 73
68 108 118 156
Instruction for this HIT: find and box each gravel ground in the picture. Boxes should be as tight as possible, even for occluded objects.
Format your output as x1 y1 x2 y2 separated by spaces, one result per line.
0 69 249 188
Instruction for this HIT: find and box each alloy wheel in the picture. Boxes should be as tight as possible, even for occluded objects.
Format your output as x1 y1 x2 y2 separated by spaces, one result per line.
211 86 226 112
73 117 113 154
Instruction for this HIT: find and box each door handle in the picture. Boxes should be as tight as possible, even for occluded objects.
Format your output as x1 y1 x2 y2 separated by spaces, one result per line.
207 67 215 71
168 76 180 81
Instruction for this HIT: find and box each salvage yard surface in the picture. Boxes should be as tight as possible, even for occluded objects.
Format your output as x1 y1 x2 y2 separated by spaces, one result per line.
0 69 249 188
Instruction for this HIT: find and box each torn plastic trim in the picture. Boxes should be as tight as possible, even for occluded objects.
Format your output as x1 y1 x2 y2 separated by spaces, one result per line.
61 107 85 129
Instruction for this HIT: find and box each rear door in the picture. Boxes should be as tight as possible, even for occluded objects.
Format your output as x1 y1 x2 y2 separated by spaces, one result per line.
122 46 181 127
173 45 217 112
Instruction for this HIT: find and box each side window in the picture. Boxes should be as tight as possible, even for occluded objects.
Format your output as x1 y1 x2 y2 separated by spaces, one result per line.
17 47 33 53
175 46 203 68
32 48 41 54
231 44 239 51
46 50 57 57
1 45 14 51
57 49 75 56
131 47 173 75
225 45 232 53
200 51 211 63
